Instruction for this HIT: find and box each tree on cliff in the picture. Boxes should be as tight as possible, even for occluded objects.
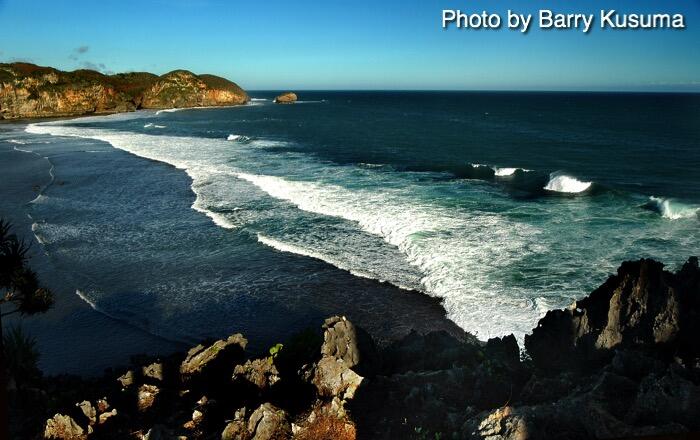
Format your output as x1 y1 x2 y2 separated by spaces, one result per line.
0 219 54 438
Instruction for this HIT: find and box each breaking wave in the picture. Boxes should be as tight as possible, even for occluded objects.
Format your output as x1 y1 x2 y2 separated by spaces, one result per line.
493 167 531 177
155 108 182 115
25 118 547 340
257 234 384 283
645 197 700 220
543 174 592 194
226 134 251 142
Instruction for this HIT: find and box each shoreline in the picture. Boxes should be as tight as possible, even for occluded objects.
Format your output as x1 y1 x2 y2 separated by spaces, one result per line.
1 121 468 376
0 134 187 375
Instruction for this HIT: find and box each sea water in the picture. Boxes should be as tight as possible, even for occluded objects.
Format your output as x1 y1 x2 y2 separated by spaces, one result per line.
5 91 699 345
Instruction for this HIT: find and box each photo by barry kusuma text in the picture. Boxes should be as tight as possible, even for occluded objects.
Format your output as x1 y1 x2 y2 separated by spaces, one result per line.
442 9 686 33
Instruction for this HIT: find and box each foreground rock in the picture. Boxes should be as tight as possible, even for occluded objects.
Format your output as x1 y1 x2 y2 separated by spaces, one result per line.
274 92 297 104
12 257 699 439
0 62 249 119
180 333 247 385
34 316 357 439
351 257 700 439
526 257 700 372
44 414 86 440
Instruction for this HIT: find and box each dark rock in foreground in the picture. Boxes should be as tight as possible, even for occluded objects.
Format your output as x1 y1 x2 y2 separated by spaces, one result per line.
351 257 700 439
0 62 249 119
526 257 700 372
11 257 700 439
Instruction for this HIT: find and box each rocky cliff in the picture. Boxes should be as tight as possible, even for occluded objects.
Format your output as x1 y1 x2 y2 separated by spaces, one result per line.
10 257 700 439
0 63 249 119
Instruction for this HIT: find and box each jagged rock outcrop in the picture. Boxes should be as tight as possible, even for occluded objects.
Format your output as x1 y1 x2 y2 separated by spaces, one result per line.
44 414 87 440
247 403 292 440
36 318 356 439
306 316 380 405
274 92 297 104
0 62 249 119
525 257 700 372
233 358 281 389
21 257 700 440
180 333 247 385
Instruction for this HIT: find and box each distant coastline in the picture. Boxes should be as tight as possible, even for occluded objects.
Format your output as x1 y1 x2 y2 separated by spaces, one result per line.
0 62 249 120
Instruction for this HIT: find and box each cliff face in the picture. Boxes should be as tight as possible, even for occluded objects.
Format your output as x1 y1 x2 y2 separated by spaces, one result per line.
140 70 248 109
0 63 249 120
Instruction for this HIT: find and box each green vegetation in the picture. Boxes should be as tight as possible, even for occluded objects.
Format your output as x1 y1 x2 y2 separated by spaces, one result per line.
268 343 284 365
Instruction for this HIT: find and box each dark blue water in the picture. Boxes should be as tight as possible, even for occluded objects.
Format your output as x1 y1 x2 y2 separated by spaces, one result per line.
9 91 700 346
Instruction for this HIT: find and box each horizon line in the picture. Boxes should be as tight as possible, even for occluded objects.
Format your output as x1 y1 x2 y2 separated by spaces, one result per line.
247 89 700 94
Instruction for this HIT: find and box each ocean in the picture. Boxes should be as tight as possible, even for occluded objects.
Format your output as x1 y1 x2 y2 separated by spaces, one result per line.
2 91 699 371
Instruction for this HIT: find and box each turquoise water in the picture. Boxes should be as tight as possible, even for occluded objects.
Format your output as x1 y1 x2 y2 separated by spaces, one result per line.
7 91 700 343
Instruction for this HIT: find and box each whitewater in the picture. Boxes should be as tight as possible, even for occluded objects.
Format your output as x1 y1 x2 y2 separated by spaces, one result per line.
22 100 700 342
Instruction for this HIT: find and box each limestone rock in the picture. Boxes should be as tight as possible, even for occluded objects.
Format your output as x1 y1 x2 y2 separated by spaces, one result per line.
142 362 164 382
233 358 280 389
180 333 247 384
525 258 700 372
273 92 297 104
469 406 528 440
98 409 117 425
117 370 135 388
137 384 160 412
141 70 248 109
75 401 96 425
44 414 87 440
308 316 372 400
0 62 249 119
247 403 291 440
221 408 249 440
321 315 378 376
312 356 363 400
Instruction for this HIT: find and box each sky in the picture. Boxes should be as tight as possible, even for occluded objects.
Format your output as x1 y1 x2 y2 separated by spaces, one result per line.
0 0 698 91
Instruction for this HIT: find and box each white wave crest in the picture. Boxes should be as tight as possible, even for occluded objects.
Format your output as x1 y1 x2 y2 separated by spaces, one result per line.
494 167 518 176
155 108 182 115
257 234 383 282
25 117 549 341
648 197 699 220
75 289 98 309
544 174 592 193
493 167 531 176
226 134 250 142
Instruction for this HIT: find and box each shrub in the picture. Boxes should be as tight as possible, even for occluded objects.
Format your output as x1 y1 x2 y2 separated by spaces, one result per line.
3 325 40 387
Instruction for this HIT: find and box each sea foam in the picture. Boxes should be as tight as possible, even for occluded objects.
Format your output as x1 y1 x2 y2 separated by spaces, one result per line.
26 118 546 341
647 196 699 220
544 174 592 193
493 167 531 176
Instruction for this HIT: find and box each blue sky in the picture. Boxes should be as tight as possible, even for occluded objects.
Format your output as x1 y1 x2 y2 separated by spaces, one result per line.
0 0 698 91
